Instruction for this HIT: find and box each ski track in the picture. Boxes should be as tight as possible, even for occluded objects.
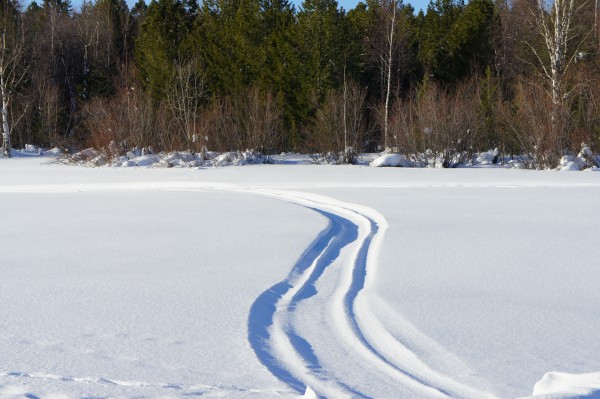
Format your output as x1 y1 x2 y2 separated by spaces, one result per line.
1 182 500 399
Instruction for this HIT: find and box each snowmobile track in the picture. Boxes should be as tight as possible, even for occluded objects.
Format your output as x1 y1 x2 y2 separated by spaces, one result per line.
245 189 491 399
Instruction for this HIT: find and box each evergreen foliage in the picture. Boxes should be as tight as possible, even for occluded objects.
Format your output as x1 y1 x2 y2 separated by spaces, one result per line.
136 0 194 100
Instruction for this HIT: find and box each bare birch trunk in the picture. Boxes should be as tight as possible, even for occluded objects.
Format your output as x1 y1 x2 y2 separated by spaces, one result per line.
342 62 348 161
1 33 11 158
1 73 10 158
383 0 396 150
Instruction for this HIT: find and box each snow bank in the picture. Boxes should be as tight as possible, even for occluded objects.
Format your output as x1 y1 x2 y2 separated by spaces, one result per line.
131 154 163 167
474 148 499 165
12 141 600 171
2 144 60 158
524 371 600 398
211 149 267 166
67 147 267 168
68 149 201 168
370 153 413 167
370 149 505 168
368 147 600 170
558 145 600 171
559 155 585 171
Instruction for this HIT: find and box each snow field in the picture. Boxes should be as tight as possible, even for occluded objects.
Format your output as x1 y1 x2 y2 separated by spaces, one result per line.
1 156 600 398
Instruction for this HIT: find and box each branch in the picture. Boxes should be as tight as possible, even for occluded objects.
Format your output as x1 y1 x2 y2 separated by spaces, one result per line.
524 39 552 80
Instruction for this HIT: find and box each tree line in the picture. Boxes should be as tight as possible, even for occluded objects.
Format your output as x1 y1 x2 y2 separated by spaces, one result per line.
1 0 599 167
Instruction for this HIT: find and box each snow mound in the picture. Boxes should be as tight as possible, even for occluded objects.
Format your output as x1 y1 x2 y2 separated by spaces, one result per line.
24 144 41 153
45 147 62 156
213 151 241 167
130 154 163 167
559 145 600 171
525 371 600 398
559 155 586 171
559 157 582 171
71 148 101 162
578 145 600 169
1 146 61 158
10 145 44 157
213 150 265 167
119 152 201 168
68 147 267 168
508 159 527 169
301 385 318 399
370 153 412 167
474 148 499 166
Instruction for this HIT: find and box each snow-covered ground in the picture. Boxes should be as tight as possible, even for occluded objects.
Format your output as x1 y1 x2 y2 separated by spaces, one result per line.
1 154 600 399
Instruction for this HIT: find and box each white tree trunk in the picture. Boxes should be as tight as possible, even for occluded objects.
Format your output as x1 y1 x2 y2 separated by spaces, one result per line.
0 33 11 158
342 62 348 161
383 0 396 150
1 84 11 157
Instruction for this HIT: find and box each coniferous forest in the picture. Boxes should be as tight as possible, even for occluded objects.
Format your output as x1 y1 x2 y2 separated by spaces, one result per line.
1 0 599 167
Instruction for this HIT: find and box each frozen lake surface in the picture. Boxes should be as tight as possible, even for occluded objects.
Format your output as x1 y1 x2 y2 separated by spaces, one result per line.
1 156 599 398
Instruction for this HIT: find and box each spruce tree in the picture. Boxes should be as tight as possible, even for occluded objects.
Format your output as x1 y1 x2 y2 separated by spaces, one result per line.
135 0 193 100
197 0 263 95
416 0 496 85
296 0 346 113
446 0 497 79
257 0 300 146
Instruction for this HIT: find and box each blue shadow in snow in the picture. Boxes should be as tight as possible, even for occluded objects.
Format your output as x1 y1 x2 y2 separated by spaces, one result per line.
248 208 370 398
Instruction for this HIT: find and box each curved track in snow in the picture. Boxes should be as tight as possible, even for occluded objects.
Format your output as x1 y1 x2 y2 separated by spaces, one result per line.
245 190 498 399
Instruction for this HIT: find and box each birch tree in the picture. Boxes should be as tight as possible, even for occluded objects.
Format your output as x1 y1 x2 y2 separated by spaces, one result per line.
1 0 25 157
369 0 413 150
528 0 590 134
382 0 396 150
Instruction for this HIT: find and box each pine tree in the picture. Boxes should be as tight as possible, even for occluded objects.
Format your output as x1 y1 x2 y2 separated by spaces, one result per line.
257 0 300 147
446 0 497 80
197 0 264 95
296 0 346 114
417 0 463 84
417 0 496 85
135 0 194 100
43 0 71 15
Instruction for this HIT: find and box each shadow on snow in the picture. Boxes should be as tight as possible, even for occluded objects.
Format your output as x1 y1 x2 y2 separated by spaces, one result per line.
247 206 448 398
248 208 366 398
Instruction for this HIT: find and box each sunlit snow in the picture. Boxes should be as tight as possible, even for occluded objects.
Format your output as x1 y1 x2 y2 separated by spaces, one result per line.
1 153 599 399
